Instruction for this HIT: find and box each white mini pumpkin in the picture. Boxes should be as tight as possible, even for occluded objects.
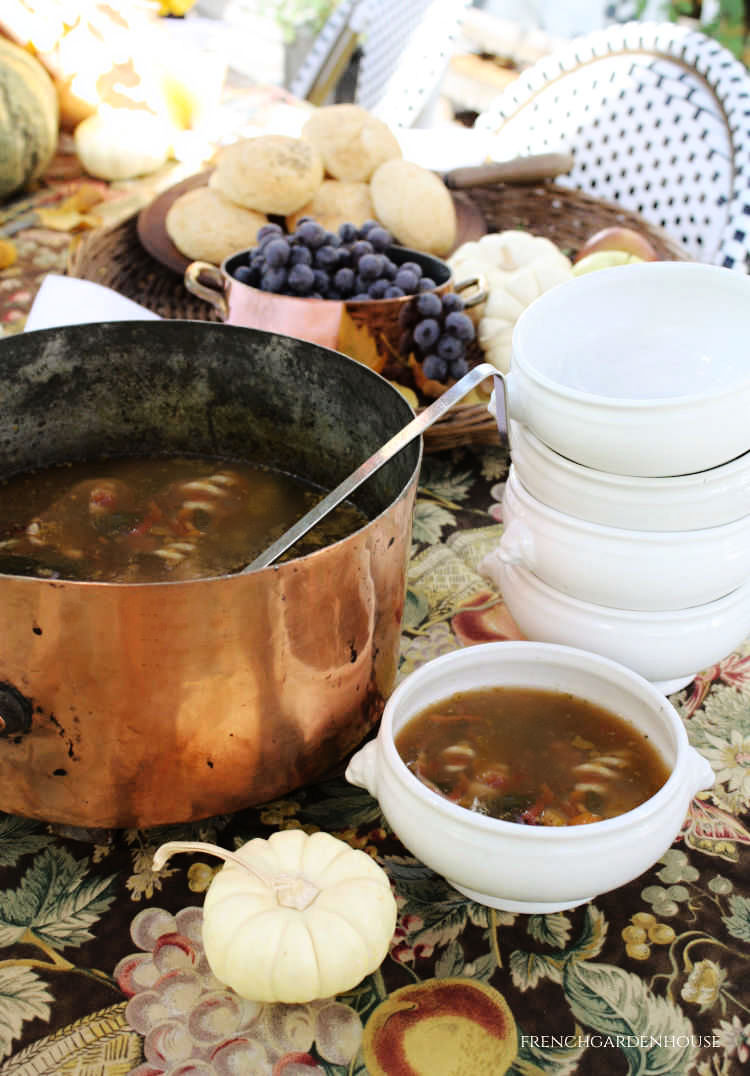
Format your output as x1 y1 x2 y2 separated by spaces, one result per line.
153 829 397 1004
449 231 573 374
74 106 172 181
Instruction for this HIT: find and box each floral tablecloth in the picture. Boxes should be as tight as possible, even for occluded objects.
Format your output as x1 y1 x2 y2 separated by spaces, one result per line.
1 167 749 1076
0 442 747 1076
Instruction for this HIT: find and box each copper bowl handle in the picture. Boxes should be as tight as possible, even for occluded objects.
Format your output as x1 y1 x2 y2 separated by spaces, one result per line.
184 261 229 319
454 273 489 309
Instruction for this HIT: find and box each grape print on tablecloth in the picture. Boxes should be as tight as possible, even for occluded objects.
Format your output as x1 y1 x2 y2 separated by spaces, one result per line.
115 905 363 1075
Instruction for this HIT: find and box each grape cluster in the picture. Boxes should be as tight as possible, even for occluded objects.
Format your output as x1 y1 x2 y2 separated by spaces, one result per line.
231 219 439 301
116 905 363 1076
399 290 476 384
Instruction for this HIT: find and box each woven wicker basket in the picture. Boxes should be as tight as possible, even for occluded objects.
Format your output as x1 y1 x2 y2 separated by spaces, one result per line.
68 182 690 452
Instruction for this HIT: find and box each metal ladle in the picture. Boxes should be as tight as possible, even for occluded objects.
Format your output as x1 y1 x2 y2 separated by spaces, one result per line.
243 362 500 572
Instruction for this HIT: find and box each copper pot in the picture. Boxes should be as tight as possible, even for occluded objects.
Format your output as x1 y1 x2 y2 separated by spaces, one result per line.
184 245 486 377
0 321 421 828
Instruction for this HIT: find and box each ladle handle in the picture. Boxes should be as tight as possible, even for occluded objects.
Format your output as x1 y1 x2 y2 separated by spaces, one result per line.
243 362 502 572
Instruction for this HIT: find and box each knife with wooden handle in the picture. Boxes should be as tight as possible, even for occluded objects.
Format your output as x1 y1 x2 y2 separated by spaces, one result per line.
443 152 574 190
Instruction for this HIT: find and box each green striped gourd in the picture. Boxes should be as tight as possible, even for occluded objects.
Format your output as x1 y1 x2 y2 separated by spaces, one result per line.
0 36 59 200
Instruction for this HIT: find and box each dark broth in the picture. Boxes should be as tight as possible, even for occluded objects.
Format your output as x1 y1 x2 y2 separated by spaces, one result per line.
0 456 369 582
394 686 671 825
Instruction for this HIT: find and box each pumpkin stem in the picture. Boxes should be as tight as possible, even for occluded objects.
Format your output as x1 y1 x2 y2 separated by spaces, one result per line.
152 840 320 909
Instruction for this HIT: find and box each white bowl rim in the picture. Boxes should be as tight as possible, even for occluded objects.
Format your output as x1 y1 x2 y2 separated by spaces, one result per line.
380 641 693 842
502 561 750 619
505 466 750 541
509 419 750 488
512 263 750 408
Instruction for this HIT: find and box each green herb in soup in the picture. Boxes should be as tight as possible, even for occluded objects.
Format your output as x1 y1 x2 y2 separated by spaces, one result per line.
0 456 369 582
394 687 670 825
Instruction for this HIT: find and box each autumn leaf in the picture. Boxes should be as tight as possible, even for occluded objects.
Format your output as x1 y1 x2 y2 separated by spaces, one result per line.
0 966 53 1061
0 816 53 869
35 207 101 232
0 240 17 269
0 847 117 949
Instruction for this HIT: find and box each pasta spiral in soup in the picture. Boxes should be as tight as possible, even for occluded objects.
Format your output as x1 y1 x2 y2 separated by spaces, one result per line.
394 687 670 826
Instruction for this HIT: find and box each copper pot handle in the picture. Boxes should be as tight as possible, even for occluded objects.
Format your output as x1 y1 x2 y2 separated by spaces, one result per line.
184 261 229 319
454 274 489 309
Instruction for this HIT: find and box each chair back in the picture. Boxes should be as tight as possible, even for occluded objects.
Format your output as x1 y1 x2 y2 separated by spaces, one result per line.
476 21 750 269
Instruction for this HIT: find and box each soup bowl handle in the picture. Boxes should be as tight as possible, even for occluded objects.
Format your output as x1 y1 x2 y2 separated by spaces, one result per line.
686 749 715 798
345 740 379 798
497 519 534 567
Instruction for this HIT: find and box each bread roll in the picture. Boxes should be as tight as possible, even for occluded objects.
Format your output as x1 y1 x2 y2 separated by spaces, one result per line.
286 179 375 233
211 135 324 215
166 186 267 264
302 104 401 182
370 159 456 256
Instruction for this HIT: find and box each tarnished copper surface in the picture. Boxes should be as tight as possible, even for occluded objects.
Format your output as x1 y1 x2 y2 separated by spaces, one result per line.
0 319 421 830
0 481 415 828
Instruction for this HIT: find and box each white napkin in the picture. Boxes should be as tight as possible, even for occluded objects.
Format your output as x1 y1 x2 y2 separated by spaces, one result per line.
24 275 161 332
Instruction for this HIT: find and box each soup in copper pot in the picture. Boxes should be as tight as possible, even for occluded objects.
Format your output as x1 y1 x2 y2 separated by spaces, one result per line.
0 456 368 582
395 686 670 825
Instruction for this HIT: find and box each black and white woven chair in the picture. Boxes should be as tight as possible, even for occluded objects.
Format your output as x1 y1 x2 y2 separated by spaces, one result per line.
289 0 471 129
475 21 750 270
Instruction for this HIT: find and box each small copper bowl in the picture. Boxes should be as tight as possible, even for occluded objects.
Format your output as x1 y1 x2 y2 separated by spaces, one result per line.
184 245 486 378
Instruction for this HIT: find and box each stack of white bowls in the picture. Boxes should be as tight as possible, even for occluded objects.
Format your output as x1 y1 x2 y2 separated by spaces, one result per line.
481 262 750 694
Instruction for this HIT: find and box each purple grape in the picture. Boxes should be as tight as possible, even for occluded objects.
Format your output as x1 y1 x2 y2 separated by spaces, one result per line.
436 334 465 362
338 222 358 243
441 292 464 313
367 279 389 299
257 223 283 242
358 219 380 236
394 268 419 293
315 245 339 270
312 269 330 293
382 258 398 280
296 221 327 248
400 261 422 276
358 253 384 281
450 357 470 379
261 267 287 292
384 285 405 298
350 240 374 262
288 263 315 294
412 318 440 351
444 311 475 341
415 292 442 318
333 267 355 295
264 238 290 268
417 277 437 292
289 245 312 266
368 227 392 251
234 265 253 284
422 354 448 381
351 293 370 301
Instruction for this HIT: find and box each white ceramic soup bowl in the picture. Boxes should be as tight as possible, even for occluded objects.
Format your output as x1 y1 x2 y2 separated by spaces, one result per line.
498 466 750 611
508 419 750 532
485 559 750 695
345 641 714 913
494 262 750 477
